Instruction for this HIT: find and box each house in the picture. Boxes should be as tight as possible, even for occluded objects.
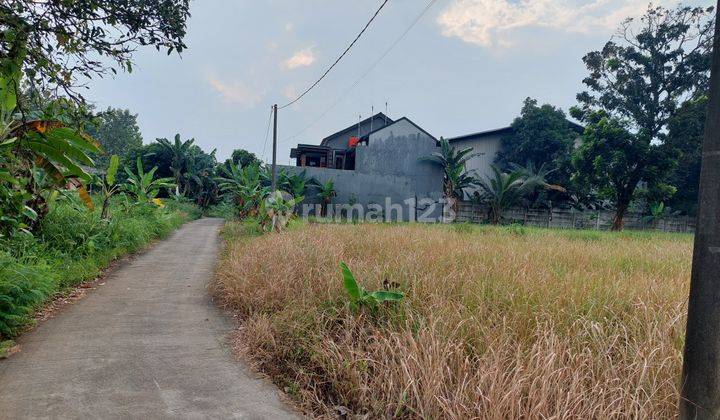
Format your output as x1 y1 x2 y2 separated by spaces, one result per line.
290 113 393 170
282 114 444 221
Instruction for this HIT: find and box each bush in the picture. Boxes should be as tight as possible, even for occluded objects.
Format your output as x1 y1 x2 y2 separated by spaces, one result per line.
0 194 199 340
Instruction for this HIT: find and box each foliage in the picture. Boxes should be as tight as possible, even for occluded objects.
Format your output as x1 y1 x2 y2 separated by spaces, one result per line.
229 149 261 169
217 162 267 218
123 157 175 203
259 190 302 232
509 161 567 210
474 165 543 224
340 262 403 313
665 96 707 215
156 134 195 195
572 112 677 231
85 108 143 168
0 49 100 235
0 0 191 99
496 97 579 189
312 179 337 217
571 4 713 229
0 195 198 340
93 154 122 219
642 202 679 229
573 4 714 139
420 138 477 210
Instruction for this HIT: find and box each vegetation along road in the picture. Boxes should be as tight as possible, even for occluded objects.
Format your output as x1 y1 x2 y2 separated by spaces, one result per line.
0 218 297 419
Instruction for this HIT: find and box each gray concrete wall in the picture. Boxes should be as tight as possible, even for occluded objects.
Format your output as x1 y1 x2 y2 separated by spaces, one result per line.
279 119 444 221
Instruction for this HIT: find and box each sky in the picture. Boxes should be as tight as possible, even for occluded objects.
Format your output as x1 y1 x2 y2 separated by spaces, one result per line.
86 0 712 163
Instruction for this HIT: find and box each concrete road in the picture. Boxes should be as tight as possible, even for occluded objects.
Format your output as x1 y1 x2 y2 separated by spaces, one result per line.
0 218 298 419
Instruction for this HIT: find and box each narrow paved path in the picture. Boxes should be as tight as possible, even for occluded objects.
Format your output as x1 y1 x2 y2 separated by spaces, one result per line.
0 218 298 419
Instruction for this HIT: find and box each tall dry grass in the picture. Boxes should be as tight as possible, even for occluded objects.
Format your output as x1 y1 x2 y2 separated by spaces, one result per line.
215 222 692 418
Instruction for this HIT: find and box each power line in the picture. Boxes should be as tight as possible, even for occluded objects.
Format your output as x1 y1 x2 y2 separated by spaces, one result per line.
279 0 439 145
278 0 391 110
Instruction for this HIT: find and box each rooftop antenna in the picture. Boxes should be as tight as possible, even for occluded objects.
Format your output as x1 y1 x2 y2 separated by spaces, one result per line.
370 106 374 132
385 101 388 125
357 114 362 137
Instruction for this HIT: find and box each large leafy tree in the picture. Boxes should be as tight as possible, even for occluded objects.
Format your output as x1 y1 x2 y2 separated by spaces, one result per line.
571 4 714 230
0 0 190 100
665 95 708 215
572 112 677 230
86 108 143 168
496 97 579 188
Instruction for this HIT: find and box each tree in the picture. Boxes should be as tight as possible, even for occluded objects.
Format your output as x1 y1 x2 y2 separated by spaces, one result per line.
572 112 677 230
156 134 195 195
0 0 190 101
666 96 708 215
230 149 260 168
473 165 542 225
86 108 143 168
496 98 579 188
572 4 714 230
419 138 477 214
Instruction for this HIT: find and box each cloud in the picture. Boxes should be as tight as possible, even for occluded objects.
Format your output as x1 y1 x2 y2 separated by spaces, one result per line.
437 0 656 47
206 75 262 107
282 85 298 100
282 47 316 69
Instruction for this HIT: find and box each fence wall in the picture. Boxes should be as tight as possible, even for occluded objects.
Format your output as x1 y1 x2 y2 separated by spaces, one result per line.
456 201 695 233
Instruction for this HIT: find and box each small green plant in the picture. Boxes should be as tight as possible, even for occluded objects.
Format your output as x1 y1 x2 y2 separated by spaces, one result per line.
259 190 302 232
124 157 175 203
312 179 336 217
340 262 403 312
95 154 122 219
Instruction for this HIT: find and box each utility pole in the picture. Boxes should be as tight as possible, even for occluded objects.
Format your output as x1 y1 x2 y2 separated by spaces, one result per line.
680 4 720 418
271 104 278 192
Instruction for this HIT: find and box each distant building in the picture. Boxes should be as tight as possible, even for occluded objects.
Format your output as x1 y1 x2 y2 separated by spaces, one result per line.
283 114 443 220
290 113 393 170
448 121 584 183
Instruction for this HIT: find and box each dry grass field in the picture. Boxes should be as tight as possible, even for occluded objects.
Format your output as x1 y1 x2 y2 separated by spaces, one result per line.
214 221 692 418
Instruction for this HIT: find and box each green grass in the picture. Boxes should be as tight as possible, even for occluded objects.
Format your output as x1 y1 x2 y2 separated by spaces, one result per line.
0 195 200 343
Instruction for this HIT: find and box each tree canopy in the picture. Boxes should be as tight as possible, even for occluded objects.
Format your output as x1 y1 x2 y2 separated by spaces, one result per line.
573 4 714 141
0 0 191 100
86 107 143 168
495 97 579 189
571 4 714 229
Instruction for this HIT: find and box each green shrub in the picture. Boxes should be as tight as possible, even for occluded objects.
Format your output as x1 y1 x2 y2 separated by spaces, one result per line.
0 194 199 340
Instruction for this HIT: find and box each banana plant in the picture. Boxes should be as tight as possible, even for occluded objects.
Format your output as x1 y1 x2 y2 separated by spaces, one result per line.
340 262 403 313
124 157 175 203
96 154 122 219
216 162 267 217
0 45 100 232
311 179 337 217
259 190 302 232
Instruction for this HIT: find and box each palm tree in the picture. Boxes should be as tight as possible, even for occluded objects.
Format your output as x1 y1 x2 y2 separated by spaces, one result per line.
156 133 195 195
509 162 567 214
474 165 540 225
419 137 478 214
